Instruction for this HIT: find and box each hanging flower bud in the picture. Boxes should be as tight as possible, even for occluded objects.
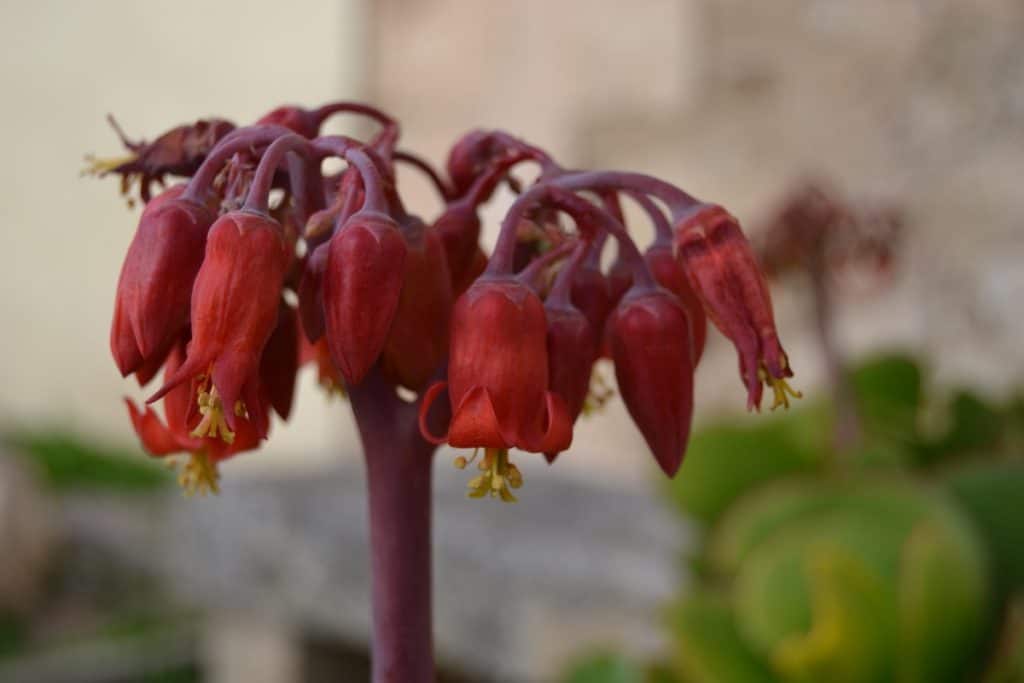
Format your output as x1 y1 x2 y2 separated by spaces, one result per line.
544 271 598 463
297 242 328 342
260 304 300 420
569 262 612 342
110 184 215 377
674 204 799 410
379 218 454 391
257 105 319 138
446 129 501 198
607 288 695 477
419 277 572 454
322 210 407 385
151 211 289 440
433 201 482 293
645 244 708 364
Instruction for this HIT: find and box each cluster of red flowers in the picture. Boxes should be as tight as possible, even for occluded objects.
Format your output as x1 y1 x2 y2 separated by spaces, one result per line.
94 101 797 499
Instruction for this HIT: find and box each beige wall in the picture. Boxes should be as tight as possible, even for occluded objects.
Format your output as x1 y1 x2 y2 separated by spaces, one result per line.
0 0 369 474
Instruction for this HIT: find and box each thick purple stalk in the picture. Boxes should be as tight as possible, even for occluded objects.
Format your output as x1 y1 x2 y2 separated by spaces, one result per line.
348 369 438 683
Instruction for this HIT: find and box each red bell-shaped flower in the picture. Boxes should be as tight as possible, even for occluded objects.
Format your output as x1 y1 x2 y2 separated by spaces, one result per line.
645 244 707 364
110 184 215 377
570 262 612 341
153 210 289 438
543 302 597 463
379 219 453 391
260 304 300 420
127 341 267 495
322 209 407 386
297 241 328 342
607 288 695 477
674 204 799 410
433 201 482 293
419 277 572 454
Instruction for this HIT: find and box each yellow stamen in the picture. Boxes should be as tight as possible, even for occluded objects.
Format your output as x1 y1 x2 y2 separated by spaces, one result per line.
759 364 803 411
82 154 141 207
190 382 237 444
462 448 521 503
175 451 221 497
81 153 136 177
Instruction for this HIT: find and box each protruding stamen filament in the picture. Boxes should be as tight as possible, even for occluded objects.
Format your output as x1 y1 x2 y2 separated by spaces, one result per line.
464 448 522 503
81 153 136 177
176 451 220 497
191 382 237 443
582 368 616 416
759 364 803 411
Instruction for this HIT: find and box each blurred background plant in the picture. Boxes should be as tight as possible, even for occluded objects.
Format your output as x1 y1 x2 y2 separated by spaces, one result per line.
561 181 1024 683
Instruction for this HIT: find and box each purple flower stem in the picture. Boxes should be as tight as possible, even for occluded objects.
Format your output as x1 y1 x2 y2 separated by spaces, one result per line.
348 368 440 683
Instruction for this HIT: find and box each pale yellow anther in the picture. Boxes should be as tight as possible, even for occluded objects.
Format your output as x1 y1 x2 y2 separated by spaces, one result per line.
81 153 137 178
758 364 803 411
461 448 521 503
190 383 237 444
176 451 221 497
453 455 468 470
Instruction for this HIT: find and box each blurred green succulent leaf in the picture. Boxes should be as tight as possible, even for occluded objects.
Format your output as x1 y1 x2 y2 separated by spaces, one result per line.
667 592 776 683
850 353 922 442
947 462 1024 592
560 651 646 683
896 516 991 683
722 479 990 683
666 406 827 524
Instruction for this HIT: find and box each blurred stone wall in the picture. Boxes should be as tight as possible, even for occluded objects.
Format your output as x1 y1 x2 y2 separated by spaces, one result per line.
371 0 1024 482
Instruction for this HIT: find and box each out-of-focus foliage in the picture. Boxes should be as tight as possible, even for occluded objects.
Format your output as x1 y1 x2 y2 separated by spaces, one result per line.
566 352 1024 683
2 429 170 491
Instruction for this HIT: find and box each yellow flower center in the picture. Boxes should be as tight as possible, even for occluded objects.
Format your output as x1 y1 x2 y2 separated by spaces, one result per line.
190 376 247 444
455 448 522 503
174 451 221 497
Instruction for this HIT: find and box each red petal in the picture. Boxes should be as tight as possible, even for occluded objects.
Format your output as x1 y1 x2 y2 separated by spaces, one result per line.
125 398 187 456
448 385 510 449
417 381 451 445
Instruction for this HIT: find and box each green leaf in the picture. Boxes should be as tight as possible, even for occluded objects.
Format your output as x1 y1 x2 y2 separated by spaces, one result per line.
2 429 170 492
849 353 922 442
560 652 646 683
666 407 826 524
667 592 776 683
947 462 1024 592
896 517 991 683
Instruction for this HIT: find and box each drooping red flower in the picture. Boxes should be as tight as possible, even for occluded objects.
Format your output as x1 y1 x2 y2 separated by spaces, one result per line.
297 241 329 342
419 277 572 454
260 304 300 420
322 210 407 385
644 244 707 364
152 210 289 439
126 341 267 495
379 218 453 391
110 184 215 378
543 303 597 464
607 288 695 477
674 204 799 410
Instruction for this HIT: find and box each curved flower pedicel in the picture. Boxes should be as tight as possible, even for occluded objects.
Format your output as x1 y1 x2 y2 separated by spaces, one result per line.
92 101 799 683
